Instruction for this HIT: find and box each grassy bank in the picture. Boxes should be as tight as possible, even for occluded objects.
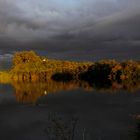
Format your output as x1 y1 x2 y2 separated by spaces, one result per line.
0 71 11 83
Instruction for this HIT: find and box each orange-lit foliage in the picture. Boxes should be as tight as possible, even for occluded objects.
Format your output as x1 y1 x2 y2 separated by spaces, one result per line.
0 51 140 94
12 78 140 104
12 80 92 104
11 51 92 82
13 51 41 65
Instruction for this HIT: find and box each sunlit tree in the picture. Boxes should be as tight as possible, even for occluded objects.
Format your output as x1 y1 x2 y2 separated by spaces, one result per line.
12 51 41 66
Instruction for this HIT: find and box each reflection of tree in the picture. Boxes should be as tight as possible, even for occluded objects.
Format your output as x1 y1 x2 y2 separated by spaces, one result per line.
12 80 92 104
134 121 140 140
45 113 79 140
3 51 140 96
12 78 140 104
131 119 140 140
13 82 45 104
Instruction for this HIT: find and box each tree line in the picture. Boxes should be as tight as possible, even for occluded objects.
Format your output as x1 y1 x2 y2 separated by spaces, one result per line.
5 51 140 86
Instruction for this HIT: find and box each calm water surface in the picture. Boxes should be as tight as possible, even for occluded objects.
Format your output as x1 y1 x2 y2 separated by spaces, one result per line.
0 80 140 140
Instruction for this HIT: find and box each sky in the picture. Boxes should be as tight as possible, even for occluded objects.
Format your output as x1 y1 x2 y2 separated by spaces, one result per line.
0 0 140 62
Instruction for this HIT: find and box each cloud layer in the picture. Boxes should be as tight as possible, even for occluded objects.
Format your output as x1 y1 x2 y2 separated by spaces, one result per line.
0 0 140 61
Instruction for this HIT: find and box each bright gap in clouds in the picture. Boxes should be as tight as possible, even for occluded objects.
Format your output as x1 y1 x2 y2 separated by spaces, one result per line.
6 0 122 41
15 0 120 22
16 0 80 18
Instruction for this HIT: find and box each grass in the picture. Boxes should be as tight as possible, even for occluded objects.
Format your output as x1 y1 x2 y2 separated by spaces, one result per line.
0 71 11 83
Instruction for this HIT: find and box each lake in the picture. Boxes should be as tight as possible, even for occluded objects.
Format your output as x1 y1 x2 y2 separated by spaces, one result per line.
0 80 140 140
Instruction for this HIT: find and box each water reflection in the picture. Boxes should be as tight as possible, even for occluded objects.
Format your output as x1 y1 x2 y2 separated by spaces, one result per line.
130 116 140 140
11 79 140 104
45 113 79 140
12 80 91 104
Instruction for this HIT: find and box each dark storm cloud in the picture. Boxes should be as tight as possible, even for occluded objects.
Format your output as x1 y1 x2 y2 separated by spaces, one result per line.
0 0 139 40
0 0 140 60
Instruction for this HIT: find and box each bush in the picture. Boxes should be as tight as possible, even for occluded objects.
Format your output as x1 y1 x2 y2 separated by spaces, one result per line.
51 72 74 82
